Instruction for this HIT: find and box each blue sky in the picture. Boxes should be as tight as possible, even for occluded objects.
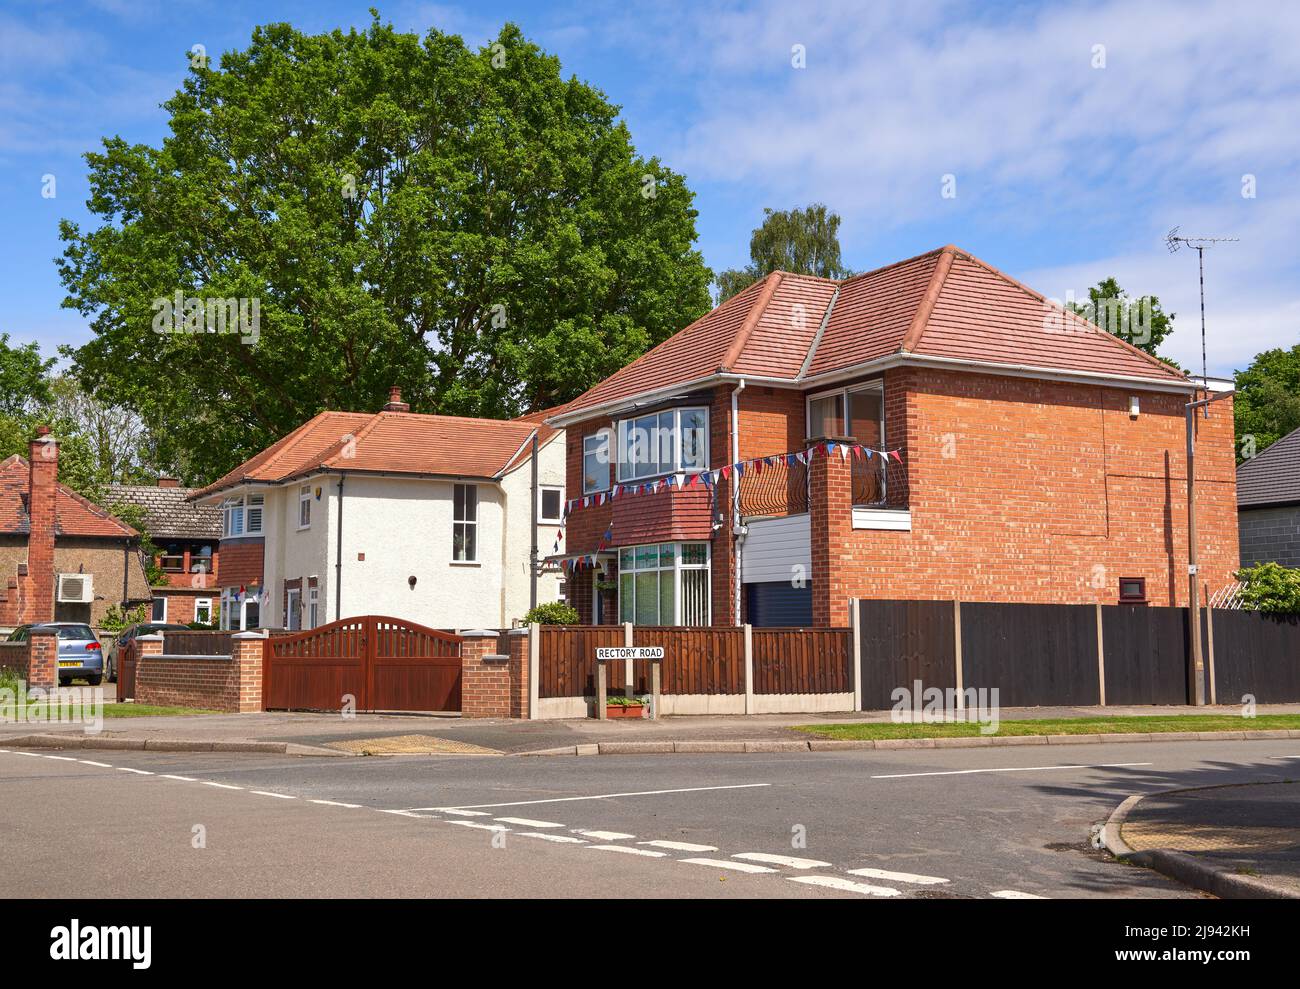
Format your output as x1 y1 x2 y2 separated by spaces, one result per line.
2 0 1296 377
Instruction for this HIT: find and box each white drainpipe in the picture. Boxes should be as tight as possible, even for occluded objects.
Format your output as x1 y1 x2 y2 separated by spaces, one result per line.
730 379 746 625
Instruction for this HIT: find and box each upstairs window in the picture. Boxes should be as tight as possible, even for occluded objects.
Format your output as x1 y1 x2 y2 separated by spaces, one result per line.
298 485 312 529
583 433 610 494
453 484 478 562
616 407 709 482
222 493 264 537
539 486 564 524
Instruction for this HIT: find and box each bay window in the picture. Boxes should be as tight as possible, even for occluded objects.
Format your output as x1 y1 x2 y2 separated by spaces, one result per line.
222 493 264 537
617 542 710 626
616 406 708 481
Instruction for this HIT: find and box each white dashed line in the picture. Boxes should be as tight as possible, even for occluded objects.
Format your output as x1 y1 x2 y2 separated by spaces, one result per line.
420 808 491 816
680 858 778 874
43 755 77 761
494 817 564 828
118 767 154 775
847 867 949 885
788 875 901 897
251 790 296 799
79 760 113 768
732 852 830 869
517 832 587 844
435 783 771 811
13 751 43 757
575 830 636 841
310 799 363 808
871 762 1152 779
991 889 1048 899
160 774 196 781
201 781 241 790
448 821 509 832
639 840 719 852
377 809 431 818
586 845 666 857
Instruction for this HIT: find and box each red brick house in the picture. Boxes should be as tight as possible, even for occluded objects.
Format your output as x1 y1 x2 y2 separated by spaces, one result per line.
0 428 151 629
547 245 1239 628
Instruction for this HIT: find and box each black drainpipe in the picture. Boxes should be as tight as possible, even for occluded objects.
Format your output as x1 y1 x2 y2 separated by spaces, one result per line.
334 474 345 621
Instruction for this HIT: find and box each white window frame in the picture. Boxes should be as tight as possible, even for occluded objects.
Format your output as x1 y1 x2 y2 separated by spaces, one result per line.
539 485 564 524
194 598 213 625
806 380 887 507
298 485 312 530
452 483 478 563
285 587 301 631
222 492 264 537
151 596 167 622
583 433 610 494
308 585 319 629
615 406 709 483
616 541 710 626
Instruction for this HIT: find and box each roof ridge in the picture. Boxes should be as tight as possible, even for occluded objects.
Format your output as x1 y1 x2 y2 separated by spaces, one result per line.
317 411 386 471
721 271 783 372
948 249 1188 380
834 244 952 288
899 247 956 353
797 285 840 379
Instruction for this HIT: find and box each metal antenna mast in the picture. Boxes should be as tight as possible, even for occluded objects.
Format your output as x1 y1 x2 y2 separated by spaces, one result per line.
1165 226 1238 400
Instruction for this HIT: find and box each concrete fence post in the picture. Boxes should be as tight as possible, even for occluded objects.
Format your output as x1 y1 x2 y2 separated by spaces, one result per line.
952 600 964 714
850 599 861 712
1095 603 1107 707
743 623 754 714
623 621 633 695
596 661 607 721
528 622 540 720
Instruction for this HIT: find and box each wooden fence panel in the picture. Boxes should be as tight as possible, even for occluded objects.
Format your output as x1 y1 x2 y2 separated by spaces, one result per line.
960 603 1099 706
1102 605 1188 705
633 627 744 694
1212 610 1300 703
537 626 624 698
858 600 956 710
752 628 852 694
162 630 233 656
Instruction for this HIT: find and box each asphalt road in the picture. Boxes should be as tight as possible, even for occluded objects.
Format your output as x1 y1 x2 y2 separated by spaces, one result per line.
2 737 1296 898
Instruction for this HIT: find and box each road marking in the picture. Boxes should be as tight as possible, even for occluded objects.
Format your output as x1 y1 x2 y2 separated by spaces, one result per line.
871 762 1152 779
847 867 949 885
377 808 432 818
991 890 1048 899
733 852 830 869
432 808 492 816
640 840 719 852
448 820 509 832
518 832 587 844
310 799 363 808
251 790 296 799
494 817 564 828
434 783 770 811
13 751 43 757
575 830 636 841
160 774 196 781
118 767 154 775
201 781 242 790
79 760 113 768
43 755 77 761
680 858 778 874
587 845 666 857
788 875 901 897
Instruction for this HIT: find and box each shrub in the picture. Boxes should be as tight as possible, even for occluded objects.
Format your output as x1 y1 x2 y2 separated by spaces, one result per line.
521 602 580 626
1236 562 1300 615
101 602 150 633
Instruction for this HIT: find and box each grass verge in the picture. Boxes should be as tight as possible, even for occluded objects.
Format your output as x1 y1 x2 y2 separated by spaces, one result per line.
793 714 1300 740
1 702 217 719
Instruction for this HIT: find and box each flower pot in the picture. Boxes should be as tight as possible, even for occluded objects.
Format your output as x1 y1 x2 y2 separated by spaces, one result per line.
606 704 645 719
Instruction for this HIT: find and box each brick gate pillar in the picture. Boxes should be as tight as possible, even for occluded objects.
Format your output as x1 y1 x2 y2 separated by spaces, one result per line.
504 628 529 718
460 630 511 718
232 631 267 713
25 627 58 691
808 437 856 627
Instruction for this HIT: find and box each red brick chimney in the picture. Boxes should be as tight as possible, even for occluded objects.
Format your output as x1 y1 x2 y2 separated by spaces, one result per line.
157 475 180 488
25 425 58 623
382 385 410 413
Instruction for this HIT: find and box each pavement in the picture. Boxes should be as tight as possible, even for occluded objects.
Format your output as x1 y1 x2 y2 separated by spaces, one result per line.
1103 779 1300 899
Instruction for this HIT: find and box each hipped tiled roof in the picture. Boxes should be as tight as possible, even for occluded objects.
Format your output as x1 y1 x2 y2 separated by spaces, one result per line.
0 455 137 539
107 483 222 539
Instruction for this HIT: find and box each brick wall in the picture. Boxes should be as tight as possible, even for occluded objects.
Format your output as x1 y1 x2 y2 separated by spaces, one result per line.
1239 505 1300 568
25 629 58 690
134 632 263 712
217 540 264 590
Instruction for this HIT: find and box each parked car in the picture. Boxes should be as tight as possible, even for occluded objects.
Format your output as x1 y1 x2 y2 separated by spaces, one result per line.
104 623 190 682
6 623 104 686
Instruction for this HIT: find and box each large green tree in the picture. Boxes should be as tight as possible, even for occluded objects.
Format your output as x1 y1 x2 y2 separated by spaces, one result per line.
0 332 54 416
58 18 713 483
1067 277 1177 363
1235 343 1300 459
715 204 852 302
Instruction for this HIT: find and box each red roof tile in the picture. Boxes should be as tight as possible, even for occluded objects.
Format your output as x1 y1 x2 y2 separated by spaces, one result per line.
191 410 546 500
0 455 138 539
554 245 1188 422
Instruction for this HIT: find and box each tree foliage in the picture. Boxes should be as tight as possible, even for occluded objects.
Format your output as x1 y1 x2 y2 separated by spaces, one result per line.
1066 277 1178 364
1235 343 1300 459
58 17 713 483
715 204 851 302
1236 562 1300 615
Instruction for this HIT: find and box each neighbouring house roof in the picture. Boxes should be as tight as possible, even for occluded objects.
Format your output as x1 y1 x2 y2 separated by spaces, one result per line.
107 483 222 540
1238 426 1300 508
550 245 1190 424
0 455 138 539
191 409 552 501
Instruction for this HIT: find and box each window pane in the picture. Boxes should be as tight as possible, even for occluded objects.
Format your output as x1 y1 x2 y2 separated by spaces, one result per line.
619 574 634 622
453 484 465 519
465 485 477 521
680 542 708 566
635 545 657 570
808 394 843 437
619 548 633 571
659 570 676 625
849 388 883 445
541 489 561 520
680 409 707 469
585 434 610 492
659 411 675 471
682 569 709 626
659 543 676 567
635 572 658 624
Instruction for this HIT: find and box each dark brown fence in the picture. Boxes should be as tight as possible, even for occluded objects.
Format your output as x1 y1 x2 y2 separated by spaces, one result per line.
1212 610 1300 704
163 630 233 656
633 627 744 694
961 602 1100 706
858 600 957 709
537 625 623 698
753 627 852 694
1101 605 1189 705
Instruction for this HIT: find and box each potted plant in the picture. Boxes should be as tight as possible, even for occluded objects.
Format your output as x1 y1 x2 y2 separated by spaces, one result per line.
605 694 648 719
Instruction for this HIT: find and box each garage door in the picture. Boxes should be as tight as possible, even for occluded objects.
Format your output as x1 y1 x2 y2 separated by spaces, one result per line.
746 581 813 628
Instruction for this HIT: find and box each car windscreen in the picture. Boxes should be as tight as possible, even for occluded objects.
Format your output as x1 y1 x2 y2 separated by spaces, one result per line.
55 625 96 641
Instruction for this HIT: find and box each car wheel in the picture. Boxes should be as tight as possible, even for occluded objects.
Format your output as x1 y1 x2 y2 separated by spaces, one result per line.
86 675 102 687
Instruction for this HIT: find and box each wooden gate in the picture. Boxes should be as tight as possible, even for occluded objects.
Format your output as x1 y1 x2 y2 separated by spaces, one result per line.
264 616 462 712
117 640 138 701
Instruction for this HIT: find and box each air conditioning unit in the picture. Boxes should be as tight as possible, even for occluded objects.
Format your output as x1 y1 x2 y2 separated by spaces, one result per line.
57 573 93 604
